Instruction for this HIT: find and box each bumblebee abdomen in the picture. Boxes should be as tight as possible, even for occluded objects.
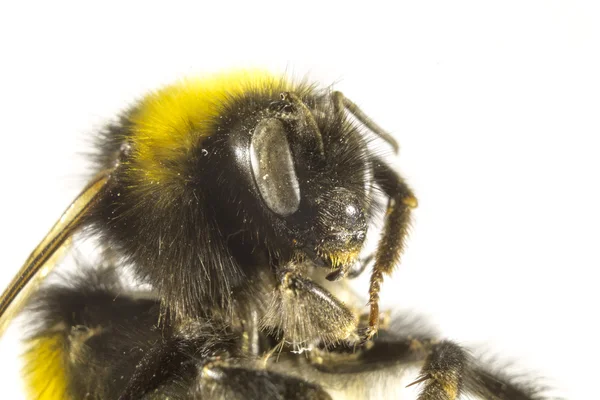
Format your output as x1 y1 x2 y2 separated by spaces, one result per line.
23 334 70 400
22 268 162 400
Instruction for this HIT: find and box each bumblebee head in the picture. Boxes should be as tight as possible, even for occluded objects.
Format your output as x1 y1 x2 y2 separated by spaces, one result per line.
220 89 372 276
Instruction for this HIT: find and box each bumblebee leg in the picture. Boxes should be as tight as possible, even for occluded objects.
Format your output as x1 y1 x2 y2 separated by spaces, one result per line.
332 91 400 153
363 160 417 341
466 367 545 400
310 329 542 400
305 335 460 399
407 340 466 400
410 340 543 400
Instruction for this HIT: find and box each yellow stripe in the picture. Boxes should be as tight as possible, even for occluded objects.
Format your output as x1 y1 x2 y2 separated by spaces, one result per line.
23 334 71 400
128 70 292 185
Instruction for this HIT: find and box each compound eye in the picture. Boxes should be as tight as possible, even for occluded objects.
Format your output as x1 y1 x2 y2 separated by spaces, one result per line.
250 118 301 216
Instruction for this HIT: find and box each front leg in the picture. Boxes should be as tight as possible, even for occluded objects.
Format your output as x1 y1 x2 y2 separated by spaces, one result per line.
364 158 418 342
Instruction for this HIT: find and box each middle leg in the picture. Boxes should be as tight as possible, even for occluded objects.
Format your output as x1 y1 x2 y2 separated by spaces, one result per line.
303 325 543 400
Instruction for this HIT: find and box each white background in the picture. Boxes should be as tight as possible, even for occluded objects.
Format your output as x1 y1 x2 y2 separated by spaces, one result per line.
0 1 598 399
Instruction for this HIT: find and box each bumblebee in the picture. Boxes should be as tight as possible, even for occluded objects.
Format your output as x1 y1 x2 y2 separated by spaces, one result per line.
0 70 546 399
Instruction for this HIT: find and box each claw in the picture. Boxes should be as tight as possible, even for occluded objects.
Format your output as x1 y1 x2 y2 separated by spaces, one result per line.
359 325 378 345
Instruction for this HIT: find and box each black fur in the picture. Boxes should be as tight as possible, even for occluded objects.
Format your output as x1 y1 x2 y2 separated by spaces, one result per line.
25 265 548 399
86 84 378 329
19 79 549 399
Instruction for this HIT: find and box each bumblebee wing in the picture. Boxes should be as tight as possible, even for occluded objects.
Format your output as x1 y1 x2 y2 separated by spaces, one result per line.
0 172 110 335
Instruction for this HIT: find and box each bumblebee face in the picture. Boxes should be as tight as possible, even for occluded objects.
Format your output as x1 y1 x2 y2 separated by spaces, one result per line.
311 186 368 268
223 91 371 274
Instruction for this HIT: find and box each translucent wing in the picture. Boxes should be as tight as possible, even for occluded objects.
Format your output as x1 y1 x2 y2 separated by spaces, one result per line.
0 173 110 336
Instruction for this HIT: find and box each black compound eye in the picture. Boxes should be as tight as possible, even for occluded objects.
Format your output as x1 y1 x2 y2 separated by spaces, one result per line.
250 118 301 216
